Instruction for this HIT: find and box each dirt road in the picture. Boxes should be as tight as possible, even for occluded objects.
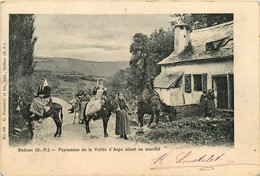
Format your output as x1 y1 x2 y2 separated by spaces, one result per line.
29 97 148 147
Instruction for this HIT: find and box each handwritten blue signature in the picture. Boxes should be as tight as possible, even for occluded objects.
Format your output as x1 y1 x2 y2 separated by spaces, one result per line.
150 151 260 171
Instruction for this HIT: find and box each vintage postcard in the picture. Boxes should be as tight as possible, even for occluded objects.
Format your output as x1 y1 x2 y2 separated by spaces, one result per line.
0 1 259 176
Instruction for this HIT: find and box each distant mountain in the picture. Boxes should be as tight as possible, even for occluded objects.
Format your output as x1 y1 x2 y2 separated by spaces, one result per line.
33 57 129 77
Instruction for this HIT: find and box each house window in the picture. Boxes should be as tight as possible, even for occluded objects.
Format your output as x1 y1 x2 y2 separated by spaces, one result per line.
193 74 202 91
185 74 191 93
206 37 233 51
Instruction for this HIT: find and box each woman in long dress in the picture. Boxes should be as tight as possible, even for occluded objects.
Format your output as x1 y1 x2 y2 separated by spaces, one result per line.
85 79 107 117
29 77 52 117
206 89 215 117
115 93 130 140
200 90 207 117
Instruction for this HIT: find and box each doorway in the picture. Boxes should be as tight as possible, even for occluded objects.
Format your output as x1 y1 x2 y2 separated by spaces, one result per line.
213 76 228 109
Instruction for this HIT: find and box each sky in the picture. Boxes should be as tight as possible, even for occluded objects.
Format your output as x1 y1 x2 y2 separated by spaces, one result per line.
34 14 172 62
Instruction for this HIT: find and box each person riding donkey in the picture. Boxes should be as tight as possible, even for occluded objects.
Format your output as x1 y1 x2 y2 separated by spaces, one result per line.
138 77 162 128
85 79 107 119
142 77 160 108
68 85 84 114
29 77 52 119
75 85 85 112
70 85 89 124
78 87 91 124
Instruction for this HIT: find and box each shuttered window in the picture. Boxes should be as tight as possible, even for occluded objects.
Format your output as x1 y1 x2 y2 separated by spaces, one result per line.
185 74 191 93
202 73 207 92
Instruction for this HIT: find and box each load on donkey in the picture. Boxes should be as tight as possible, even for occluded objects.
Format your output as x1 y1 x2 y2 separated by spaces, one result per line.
83 79 114 137
16 78 63 139
137 78 177 128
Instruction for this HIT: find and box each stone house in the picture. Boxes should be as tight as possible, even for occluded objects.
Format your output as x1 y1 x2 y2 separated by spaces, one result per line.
154 21 234 110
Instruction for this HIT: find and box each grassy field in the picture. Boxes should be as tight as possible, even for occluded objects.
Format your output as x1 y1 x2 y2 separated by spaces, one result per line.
33 57 130 102
34 57 129 77
133 116 234 146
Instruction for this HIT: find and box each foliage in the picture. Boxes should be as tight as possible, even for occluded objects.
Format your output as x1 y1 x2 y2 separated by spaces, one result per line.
9 14 38 81
127 29 174 96
108 14 233 100
106 68 135 101
134 117 234 146
9 77 36 145
129 33 150 94
170 14 233 30
9 14 37 145
147 28 174 78
107 28 174 99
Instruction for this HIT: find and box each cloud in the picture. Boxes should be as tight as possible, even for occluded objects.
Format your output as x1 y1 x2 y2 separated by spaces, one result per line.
34 14 172 62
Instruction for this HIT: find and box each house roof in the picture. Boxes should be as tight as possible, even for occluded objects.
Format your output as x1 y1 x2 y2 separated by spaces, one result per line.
158 21 233 65
154 71 183 89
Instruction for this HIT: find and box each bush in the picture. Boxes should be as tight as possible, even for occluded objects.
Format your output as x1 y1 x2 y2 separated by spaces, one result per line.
134 117 234 146
9 76 36 145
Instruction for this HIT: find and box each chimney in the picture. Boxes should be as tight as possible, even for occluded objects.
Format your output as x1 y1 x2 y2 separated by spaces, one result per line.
174 23 191 54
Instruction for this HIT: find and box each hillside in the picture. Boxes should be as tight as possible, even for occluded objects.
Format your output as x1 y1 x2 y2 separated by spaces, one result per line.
33 57 129 77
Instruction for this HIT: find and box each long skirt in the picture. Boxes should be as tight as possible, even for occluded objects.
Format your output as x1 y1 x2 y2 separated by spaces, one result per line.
85 97 101 116
115 109 130 136
79 101 88 120
207 100 215 114
30 97 50 116
200 102 207 117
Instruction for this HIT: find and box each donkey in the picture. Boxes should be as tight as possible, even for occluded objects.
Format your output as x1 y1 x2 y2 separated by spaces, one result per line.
83 97 114 137
16 98 63 140
137 93 177 128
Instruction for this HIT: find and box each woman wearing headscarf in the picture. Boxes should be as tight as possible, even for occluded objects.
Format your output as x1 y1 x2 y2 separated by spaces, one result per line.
200 90 208 117
115 93 130 140
206 89 216 117
85 79 107 117
30 77 52 117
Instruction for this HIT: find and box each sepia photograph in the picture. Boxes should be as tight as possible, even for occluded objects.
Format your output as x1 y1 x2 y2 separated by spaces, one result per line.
0 2 259 176
9 14 234 147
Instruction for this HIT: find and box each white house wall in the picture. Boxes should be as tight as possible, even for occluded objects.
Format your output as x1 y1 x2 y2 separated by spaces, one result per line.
155 85 184 106
155 88 171 105
170 87 183 106
158 59 233 106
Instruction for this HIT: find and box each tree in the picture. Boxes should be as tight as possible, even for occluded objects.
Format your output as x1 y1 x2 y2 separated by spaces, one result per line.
128 29 174 94
129 33 150 94
170 14 233 30
147 28 174 77
110 14 233 98
9 15 37 144
9 14 37 81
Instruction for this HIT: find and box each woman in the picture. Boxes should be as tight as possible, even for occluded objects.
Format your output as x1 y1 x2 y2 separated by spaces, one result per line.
85 79 107 116
200 90 207 117
206 89 215 117
115 93 130 140
75 85 86 123
30 78 52 117
79 92 91 124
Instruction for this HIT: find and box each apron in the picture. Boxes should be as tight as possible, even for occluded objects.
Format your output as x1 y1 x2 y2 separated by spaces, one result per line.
85 89 104 116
